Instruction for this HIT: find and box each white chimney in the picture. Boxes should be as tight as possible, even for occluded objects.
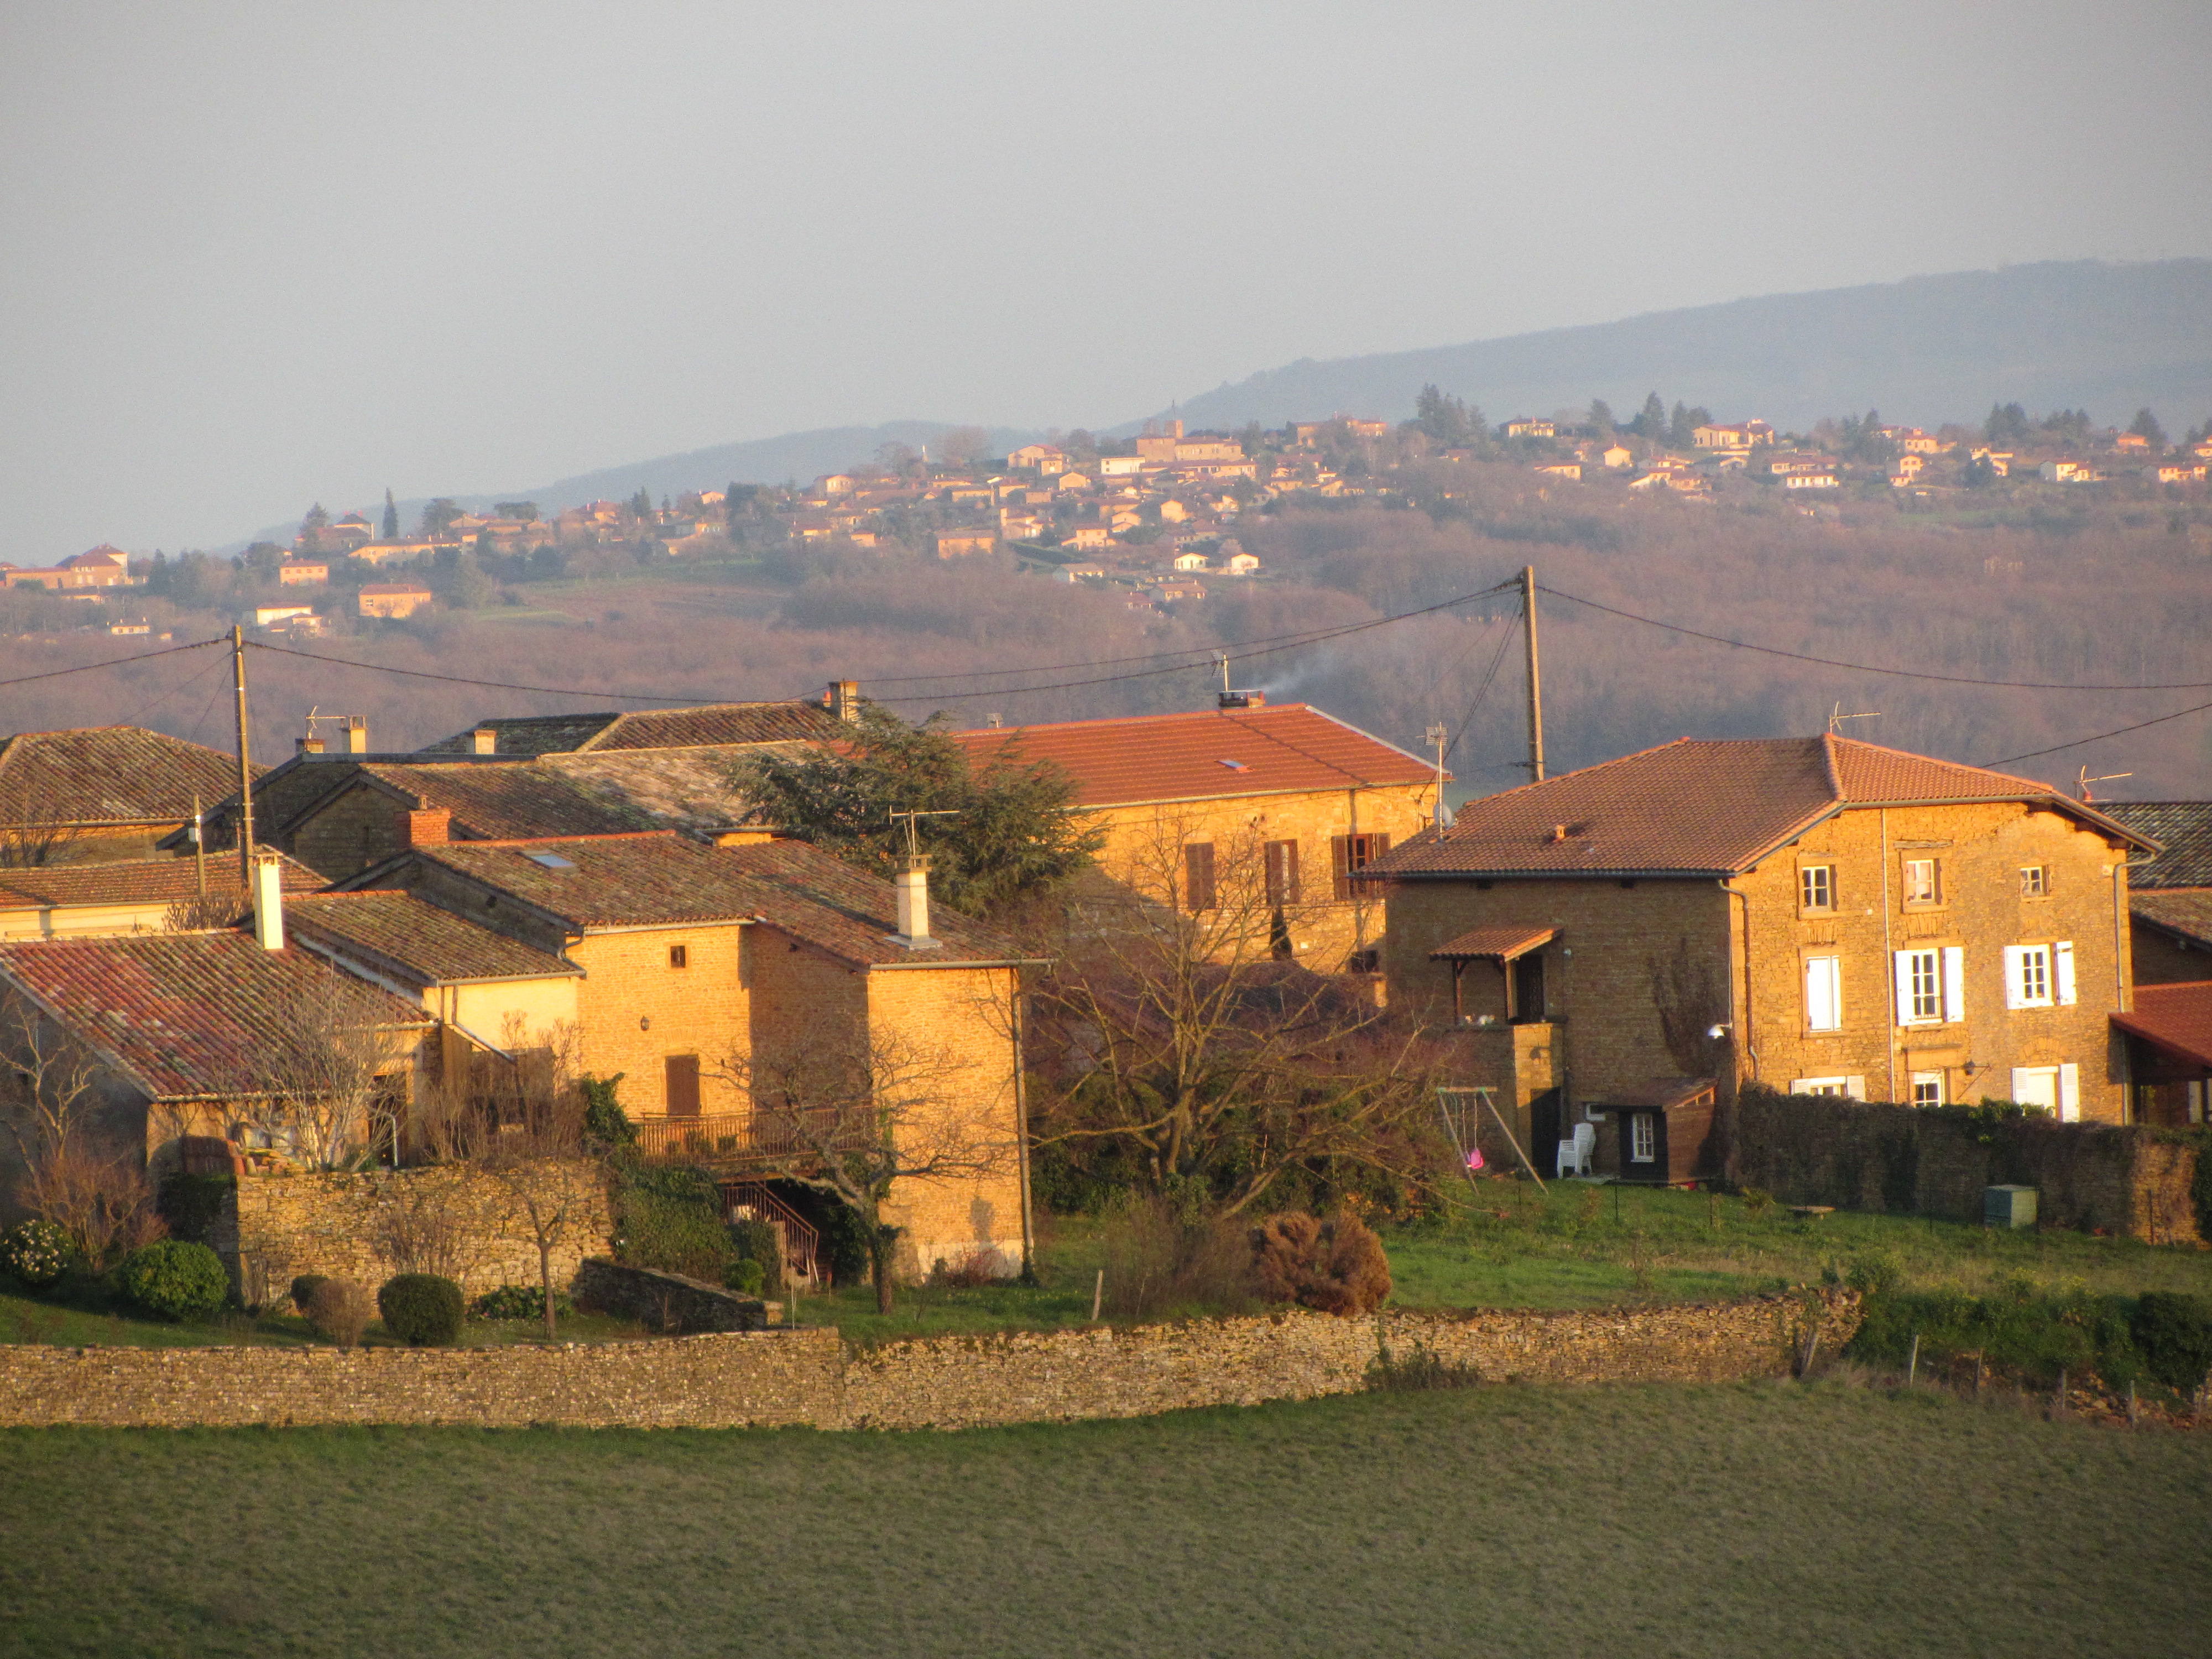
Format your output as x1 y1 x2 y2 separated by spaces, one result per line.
470 727 497 754
344 715 369 753
892 855 939 950
251 852 285 951
825 680 860 723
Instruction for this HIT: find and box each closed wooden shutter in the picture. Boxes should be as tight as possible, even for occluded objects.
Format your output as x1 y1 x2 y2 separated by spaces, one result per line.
665 1054 701 1118
1330 836 1351 900
1183 842 1216 911
1264 839 1300 905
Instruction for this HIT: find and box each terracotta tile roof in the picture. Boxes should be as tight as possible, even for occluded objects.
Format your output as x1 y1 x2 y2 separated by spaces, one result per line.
287 891 578 985
1430 923 1557 961
384 832 1024 966
0 932 425 1101
946 704 1438 808
417 701 838 757
2112 980 2212 1068
2133 890 2212 951
0 726 252 827
2099 802 2208 888
540 745 800 834
1370 736 2148 880
347 763 658 840
0 852 321 912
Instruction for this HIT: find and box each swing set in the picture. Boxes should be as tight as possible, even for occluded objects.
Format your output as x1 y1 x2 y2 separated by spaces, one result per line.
1436 1085 1547 1192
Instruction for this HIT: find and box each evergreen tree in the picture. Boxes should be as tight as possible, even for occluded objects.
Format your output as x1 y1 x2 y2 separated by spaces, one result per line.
630 487 653 521
381 488 399 540
1412 384 1477 448
2128 408 2167 449
1985 402 2032 447
1629 392 1667 439
1588 399 1615 437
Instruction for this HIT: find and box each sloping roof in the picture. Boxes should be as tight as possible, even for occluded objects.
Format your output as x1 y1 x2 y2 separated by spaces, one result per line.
287 891 579 985
1430 924 1557 961
945 703 1438 808
0 852 322 912
2112 982 2212 1068
0 932 425 1100
2099 802 2208 888
368 832 1024 966
0 727 252 827
416 701 839 757
1369 735 2150 880
1586 1076 1719 1110
345 763 659 841
2133 890 2212 950
539 745 799 834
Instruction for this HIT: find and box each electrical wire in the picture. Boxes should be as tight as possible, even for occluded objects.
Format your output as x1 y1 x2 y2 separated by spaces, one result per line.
1981 696 2212 767
0 635 221 690
1538 584 2212 693
242 640 731 705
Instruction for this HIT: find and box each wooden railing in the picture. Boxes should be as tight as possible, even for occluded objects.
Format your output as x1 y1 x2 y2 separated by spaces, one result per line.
632 1109 874 1166
724 1180 822 1285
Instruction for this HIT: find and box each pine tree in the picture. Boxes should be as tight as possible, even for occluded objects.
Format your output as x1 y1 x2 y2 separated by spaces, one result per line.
381 488 399 540
2128 408 2167 449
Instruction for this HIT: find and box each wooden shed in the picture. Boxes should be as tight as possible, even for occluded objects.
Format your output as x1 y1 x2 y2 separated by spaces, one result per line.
1592 1077 1718 1185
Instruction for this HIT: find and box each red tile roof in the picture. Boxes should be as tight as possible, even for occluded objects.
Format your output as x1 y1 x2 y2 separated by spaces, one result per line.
288 891 578 985
1371 736 2151 879
2113 981 2212 1068
0 932 426 1100
0 852 321 912
946 704 1438 808
0 726 252 827
1430 923 1557 961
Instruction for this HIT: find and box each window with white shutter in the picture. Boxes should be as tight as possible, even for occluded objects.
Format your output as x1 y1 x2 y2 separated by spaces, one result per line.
2058 1062 2080 1121
1895 948 1942 1025
2054 941 2077 1006
2007 944 2054 1009
1804 955 1843 1031
1942 946 1965 1024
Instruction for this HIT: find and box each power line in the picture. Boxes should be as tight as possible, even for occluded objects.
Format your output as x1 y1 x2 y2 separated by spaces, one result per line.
1538 585 2212 693
242 640 731 704
1981 697 2212 767
0 635 222 691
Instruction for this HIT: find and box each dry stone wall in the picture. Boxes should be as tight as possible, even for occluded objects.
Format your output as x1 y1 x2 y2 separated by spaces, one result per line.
0 1291 1856 1431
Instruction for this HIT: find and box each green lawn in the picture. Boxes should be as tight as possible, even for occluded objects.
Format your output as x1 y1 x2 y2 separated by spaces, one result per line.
2 1384 2204 1658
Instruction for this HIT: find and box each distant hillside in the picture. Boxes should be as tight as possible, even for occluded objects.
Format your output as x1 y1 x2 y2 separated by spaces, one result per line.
1156 259 2212 434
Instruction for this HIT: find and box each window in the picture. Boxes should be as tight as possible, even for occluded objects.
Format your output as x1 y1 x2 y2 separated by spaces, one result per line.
2020 865 2049 898
1910 1071 1946 1107
2010 1063 2080 1121
1799 864 1834 913
1898 948 1942 1024
1790 1075 1868 1100
1263 839 1300 906
1902 858 1942 906
1629 1113 1656 1163
1183 842 1217 911
1330 833 1392 900
2003 942 2074 1009
664 1055 701 1119
1804 954 1843 1031
668 943 688 969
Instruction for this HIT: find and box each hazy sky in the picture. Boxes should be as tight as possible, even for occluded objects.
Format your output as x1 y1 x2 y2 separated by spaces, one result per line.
5 2 2210 560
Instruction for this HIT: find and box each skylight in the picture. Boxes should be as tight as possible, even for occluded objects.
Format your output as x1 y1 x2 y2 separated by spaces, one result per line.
524 851 577 870
1219 758 1249 770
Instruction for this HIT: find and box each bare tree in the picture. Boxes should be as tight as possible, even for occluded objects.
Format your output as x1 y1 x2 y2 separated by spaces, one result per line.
0 787 74 870
233 979 419 1171
1029 825 1444 1217
161 891 242 932
716 1009 1009 1314
0 990 161 1266
1647 937 1727 1078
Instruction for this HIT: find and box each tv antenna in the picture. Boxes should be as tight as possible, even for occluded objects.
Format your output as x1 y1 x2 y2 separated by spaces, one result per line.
2076 767 2132 803
1828 704 1882 735
1425 723 1451 830
886 808 958 856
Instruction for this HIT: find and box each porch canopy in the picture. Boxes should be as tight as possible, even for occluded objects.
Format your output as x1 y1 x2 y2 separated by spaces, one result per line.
1585 1076 1717 1113
1431 924 1557 1023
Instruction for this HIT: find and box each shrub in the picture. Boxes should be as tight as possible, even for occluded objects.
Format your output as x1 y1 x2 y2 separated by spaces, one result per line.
816 1202 876 1288
2131 1292 2212 1395
377 1274 465 1345
156 1172 234 1245
469 1283 573 1322
1098 1195 1257 1321
289 1273 330 1312
1369 1340 1482 1392
581 1072 636 1151
724 1259 765 1297
115 1240 228 1321
305 1279 373 1347
1251 1212 1392 1317
1 1220 73 1287
728 1217 784 1299
614 1167 731 1282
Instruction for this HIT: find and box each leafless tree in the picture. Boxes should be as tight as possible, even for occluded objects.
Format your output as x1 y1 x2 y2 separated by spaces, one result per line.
716 1009 1009 1314
1029 825 1445 1217
161 891 242 932
233 979 419 1171
0 788 73 870
0 990 161 1266
1647 937 1727 1078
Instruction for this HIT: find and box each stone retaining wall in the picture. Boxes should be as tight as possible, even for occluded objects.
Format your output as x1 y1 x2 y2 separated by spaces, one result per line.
0 1291 1857 1431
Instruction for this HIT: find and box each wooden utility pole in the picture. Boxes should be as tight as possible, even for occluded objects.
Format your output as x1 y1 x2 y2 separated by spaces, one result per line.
230 625 254 880
1521 565 1546 782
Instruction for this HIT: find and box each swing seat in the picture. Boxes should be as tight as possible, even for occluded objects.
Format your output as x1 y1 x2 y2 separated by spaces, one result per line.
1556 1122 1595 1178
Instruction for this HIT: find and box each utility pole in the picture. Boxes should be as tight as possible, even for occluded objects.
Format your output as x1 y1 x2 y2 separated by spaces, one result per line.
1521 565 1546 782
231 625 255 880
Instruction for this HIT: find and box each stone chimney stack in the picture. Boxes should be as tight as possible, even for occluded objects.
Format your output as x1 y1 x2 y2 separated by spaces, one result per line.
251 852 285 951
344 715 369 753
825 680 860 723
295 735 326 757
404 808 451 847
470 727 497 755
892 855 939 950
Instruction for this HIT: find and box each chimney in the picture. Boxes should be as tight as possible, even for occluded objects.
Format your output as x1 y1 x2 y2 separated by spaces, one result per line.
1550 824 1569 843
250 852 285 951
344 715 369 753
891 854 939 950
825 679 860 724
295 735 325 757
404 808 451 847
469 727 497 755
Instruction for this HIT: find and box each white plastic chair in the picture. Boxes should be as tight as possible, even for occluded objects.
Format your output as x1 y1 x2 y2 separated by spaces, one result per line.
1556 1121 1595 1178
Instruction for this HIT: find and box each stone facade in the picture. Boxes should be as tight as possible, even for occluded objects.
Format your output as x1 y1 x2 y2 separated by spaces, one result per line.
572 1258 768 1332
0 1290 1859 1430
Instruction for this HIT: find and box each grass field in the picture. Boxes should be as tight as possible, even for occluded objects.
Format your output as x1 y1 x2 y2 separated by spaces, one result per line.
2 1383 2205 1658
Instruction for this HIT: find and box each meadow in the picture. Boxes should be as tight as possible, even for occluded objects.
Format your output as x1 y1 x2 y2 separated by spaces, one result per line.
2 1382 2205 1658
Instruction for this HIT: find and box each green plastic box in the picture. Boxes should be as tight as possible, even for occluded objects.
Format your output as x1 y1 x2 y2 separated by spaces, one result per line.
1984 1185 2038 1229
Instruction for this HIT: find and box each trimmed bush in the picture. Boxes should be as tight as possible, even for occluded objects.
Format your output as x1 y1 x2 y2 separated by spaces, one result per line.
2131 1292 2212 1395
469 1283 573 1322
289 1273 330 1313
305 1279 374 1347
724 1259 765 1297
377 1274 465 1345
729 1217 784 1299
1 1220 73 1287
1251 1212 1392 1317
614 1166 730 1282
115 1240 228 1321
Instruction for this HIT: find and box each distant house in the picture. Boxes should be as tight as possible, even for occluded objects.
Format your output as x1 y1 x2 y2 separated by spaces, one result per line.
1601 444 1635 470
1969 448 2013 477
1533 461 1582 482
1693 422 1776 450
1504 418 1555 439
1062 524 1114 550
2112 432 2151 453
1168 550 1211 572
1880 426 1944 454
934 530 998 559
1783 470 1840 490
278 559 328 586
1097 455 1146 477
2150 463 2209 485
1056 563 1108 583
358 583 433 619
1343 419 1389 439
107 620 151 637
2 546 135 591
1054 472 1093 493
352 541 438 566
1006 445 1067 473
1152 578 1207 603
2039 460 2101 483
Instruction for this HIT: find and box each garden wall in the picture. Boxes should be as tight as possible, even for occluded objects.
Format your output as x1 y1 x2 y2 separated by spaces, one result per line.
208 1164 614 1307
1729 1090 2205 1244
0 1290 1858 1431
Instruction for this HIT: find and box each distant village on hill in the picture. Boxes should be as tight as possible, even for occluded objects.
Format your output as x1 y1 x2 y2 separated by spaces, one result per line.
6 394 2208 644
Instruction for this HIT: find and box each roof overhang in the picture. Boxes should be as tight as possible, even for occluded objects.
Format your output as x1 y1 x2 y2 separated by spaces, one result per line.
1585 1076 1718 1110
2111 1009 2212 1070
1431 924 1557 963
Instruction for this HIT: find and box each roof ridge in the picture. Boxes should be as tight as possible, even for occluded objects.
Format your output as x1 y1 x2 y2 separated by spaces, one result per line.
1436 735 1695 831
956 703 1312 738
451 830 681 848
1829 732 2054 796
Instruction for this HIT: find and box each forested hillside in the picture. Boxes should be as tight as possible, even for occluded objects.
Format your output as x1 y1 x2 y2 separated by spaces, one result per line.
6 457 2204 800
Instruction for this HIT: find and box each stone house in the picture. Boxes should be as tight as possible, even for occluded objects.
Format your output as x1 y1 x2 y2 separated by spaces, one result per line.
357 583 432 618
2112 982 2211 1128
2098 802 2211 985
1360 737 2154 1172
0 851 319 941
0 726 250 868
950 701 1443 973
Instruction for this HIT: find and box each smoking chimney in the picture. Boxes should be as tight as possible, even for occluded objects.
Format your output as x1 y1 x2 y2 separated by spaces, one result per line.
250 852 285 951
892 855 940 950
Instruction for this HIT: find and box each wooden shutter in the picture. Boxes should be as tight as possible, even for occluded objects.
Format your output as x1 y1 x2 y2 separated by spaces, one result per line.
1942 946 1965 1024
2058 1062 2080 1121
1330 836 1351 900
2054 941 2077 1005
1264 839 1299 905
1183 842 1216 912
664 1054 701 1119
1893 951 1916 1023
2001 945 2028 1010
1804 956 1841 1031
